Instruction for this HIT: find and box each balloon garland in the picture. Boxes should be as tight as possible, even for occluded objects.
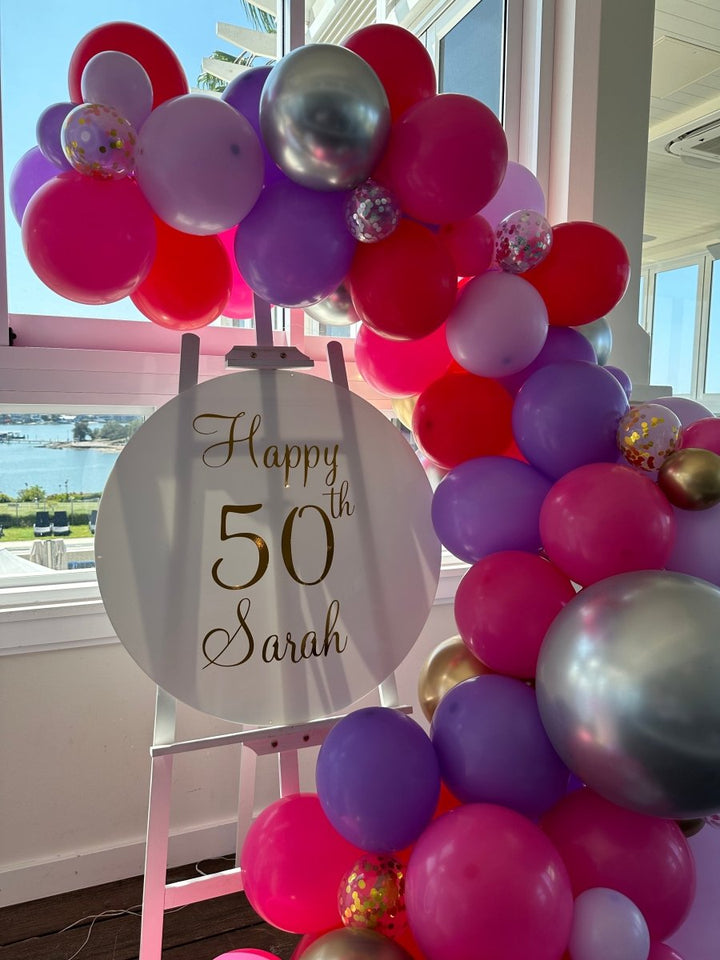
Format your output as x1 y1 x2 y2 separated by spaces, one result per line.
12 17 720 960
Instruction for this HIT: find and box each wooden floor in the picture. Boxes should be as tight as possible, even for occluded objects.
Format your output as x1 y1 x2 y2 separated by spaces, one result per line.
0 858 301 960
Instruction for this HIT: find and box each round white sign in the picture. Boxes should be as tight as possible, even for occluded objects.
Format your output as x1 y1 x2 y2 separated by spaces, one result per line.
95 370 441 725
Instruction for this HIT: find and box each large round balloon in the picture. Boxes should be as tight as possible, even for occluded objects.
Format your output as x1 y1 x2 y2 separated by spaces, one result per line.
680 416 720 455
537 570 720 819
68 21 188 109
479 160 546 228
523 222 630 327
260 44 390 191
539 463 676 586
80 50 153 131
498 326 597 395
383 93 508 224
668 824 720 960
654 396 713 427
217 227 254 320
349 220 457 340
405 804 573 960
665 501 720 587
439 214 496 278
235 178 357 308
512 361 629 479
22 172 156 304
431 456 553 564
9 147 59 225
354 323 452 398
222 65 285 188
541 788 695 941
36 103 75 171
342 24 436 122
135 95 264 235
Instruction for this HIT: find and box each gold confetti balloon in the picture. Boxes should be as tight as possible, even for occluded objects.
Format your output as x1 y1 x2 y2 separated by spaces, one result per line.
617 402 681 478
61 103 137 180
338 856 407 939
417 635 492 722
657 447 720 511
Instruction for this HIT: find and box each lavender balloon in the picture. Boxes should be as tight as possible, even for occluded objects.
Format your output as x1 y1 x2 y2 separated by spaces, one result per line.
431 456 553 564
496 209 552 274
36 102 75 170
513 360 629 480
431 675 569 819
235 177 357 307
479 161 546 229
499 326 597 395
81 51 153 131
654 396 713 428
570 888 650 960
8 147 59 225
222 66 285 187
666 502 720 587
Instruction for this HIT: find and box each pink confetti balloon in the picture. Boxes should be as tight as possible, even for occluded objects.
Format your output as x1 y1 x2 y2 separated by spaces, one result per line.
62 103 136 180
339 856 407 938
617 402 682 478
496 209 552 274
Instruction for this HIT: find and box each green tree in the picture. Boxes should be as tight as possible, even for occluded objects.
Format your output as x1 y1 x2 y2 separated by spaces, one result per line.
97 420 129 441
197 2 277 93
18 484 46 502
73 419 93 441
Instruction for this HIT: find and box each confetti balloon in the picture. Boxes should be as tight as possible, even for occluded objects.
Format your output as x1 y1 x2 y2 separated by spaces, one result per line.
339 856 407 938
617 402 682 477
346 180 401 242
62 102 136 179
495 209 552 274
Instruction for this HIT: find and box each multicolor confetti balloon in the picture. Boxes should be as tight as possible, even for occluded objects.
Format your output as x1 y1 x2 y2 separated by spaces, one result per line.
617 402 682 477
346 179 401 243
338 856 407 938
495 209 552 274
62 103 136 180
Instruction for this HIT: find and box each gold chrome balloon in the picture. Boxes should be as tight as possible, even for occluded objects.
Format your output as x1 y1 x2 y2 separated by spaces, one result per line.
657 447 720 510
391 395 417 431
302 927 413 960
418 635 491 722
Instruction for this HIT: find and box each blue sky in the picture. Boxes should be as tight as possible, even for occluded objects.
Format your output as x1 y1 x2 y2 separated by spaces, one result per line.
1 1 254 319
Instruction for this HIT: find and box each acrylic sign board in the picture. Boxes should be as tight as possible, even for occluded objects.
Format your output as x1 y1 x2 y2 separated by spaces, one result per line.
95 370 441 725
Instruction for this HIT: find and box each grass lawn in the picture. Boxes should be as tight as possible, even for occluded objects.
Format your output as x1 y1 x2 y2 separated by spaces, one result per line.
1 526 92 542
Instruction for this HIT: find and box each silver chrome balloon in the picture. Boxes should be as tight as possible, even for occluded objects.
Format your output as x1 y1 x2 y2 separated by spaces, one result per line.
260 44 391 191
574 316 613 365
536 569 720 819
305 280 360 327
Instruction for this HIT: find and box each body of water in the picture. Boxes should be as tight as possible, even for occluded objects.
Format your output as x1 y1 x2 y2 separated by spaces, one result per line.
0 421 120 498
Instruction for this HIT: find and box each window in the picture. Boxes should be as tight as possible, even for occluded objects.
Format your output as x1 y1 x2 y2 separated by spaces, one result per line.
649 264 700 396
437 0 505 116
704 260 720 395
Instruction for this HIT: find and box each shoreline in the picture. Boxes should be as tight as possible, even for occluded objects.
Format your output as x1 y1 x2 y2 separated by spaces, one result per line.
39 441 124 453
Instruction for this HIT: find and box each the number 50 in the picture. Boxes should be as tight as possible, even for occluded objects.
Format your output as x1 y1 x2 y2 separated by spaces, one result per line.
211 503 335 590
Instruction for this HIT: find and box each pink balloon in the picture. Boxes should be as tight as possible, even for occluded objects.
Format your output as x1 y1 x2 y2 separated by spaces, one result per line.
539 462 676 586
355 322 453 398
383 93 508 224
679 417 720 455
405 804 573 960
240 794 362 934
454 551 576 679
479 161 547 229
218 227 254 319
654 396 713 428
22 172 156 304
446 272 549 378
649 946 685 960
668 824 720 960
541 788 695 942
439 214 496 277
214 952 281 960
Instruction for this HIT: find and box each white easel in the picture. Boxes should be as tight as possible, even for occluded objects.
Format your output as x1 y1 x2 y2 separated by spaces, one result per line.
137 302 409 960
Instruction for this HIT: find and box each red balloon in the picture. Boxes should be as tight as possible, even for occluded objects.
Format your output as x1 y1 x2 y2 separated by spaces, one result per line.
679 416 720 455
412 370 513 469
383 94 508 224
131 219 231 330
354 322 453 398
439 214 496 278
349 220 457 340
68 22 188 109
522 221 630 327
342 24 436 122
542 788 696 941
22 172 156 304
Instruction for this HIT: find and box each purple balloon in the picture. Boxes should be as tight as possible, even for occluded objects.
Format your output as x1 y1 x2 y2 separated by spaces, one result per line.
235 178 357 307
8 146 60 225
665 503 720 588
513 361 629 480
316 707 440 852
36 102 74 171
605 365 633 399
431 675 569 819
654 396 713 428
669 825 720 960
570 888 651 960
431 455 553 564
222 66 285 187
499 326 597 395
479 161 546 229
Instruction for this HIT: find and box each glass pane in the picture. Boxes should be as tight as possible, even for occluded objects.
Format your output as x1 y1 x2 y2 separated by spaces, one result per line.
638 274 645 328
705 260 720 394
649 265 699 396
439 0 505 117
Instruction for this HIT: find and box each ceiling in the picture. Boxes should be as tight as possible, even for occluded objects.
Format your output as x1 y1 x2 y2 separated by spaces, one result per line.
644 0 720 264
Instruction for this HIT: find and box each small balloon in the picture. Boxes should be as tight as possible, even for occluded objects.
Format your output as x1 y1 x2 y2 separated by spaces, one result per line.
604 364 632 398
575 316 613 364
346 179 400 243
658 447 720 510
417 635 492 722
80 50 153 130
339 857 407 938
62 103 136 180
305 281 360 327
439 214 496 278
8 147 59 225
617 403 681 477
36 102 75 170
301 928 413 960
495 209 552 274
479 160 546 228
680 416 720 455
569 888 651 960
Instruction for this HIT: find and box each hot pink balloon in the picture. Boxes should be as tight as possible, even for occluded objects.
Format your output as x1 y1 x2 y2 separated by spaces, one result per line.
679 416 720 455
355 322 453 398
213 952 281 960
649 946 685 960
540 462 676 586
218 227 254 319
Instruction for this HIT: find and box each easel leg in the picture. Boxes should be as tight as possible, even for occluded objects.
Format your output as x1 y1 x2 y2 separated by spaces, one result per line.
235 745 258 868
139 753 174 960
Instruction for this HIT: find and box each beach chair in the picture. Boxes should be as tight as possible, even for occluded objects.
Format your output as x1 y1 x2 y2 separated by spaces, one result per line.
33 511 52 537
89 509 98 535
52 510 70 536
